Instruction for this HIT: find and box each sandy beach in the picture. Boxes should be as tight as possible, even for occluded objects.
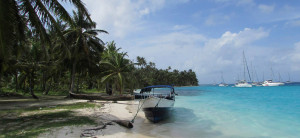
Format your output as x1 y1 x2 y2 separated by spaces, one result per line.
38 100 165 138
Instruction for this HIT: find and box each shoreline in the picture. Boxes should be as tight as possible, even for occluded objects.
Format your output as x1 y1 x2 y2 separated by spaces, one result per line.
39 100 156 138
1 98 178 137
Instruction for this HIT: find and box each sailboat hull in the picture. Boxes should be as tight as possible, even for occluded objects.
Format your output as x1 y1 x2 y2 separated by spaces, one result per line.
235 83 252 87
262 82 284 86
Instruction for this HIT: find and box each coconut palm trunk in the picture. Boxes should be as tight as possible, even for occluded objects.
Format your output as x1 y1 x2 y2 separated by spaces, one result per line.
15 71 18 92
105 82 112 95
69 61 77 94
29 70 38 99
76 73 80 93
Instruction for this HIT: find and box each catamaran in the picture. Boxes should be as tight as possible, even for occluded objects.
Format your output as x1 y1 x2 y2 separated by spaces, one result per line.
139 85 176 123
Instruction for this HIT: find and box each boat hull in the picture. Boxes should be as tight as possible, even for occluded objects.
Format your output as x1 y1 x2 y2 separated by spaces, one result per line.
142 107 173 123
219 84 228 87
142 96 175 123
262 82 284 86
235 84 252 87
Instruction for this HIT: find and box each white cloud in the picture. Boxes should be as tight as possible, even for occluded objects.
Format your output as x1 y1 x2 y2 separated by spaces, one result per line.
258 4 275 13
204 28 269 49
77 0 300 83
82 0 191 38
126 28 270 83
139 8 150 16
83 0 166 38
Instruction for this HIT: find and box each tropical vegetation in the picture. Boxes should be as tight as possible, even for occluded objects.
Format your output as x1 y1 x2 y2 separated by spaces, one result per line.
0 0 198 99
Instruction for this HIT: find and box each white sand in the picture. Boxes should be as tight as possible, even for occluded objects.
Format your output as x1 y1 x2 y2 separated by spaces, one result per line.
39 100 167 138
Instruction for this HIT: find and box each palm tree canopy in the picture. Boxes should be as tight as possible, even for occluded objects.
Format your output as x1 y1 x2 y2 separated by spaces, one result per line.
0 0 92 63
100 42 134 94
64 10 108 63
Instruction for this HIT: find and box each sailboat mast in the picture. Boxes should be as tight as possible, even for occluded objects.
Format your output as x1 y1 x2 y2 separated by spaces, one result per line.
221 71 225 83
243 51 246 80
271 66 274 80
278 73 282 82
243 51 252 82
254 66 259 82
251 62 254 82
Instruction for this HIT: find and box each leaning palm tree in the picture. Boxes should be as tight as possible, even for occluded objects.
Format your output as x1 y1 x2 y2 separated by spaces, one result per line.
64 10 107 94
100 44 133 95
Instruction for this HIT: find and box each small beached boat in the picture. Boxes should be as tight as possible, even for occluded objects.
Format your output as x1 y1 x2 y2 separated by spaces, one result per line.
139 85 176 123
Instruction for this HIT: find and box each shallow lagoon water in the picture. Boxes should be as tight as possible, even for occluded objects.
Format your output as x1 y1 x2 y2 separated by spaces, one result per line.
151 85 300 138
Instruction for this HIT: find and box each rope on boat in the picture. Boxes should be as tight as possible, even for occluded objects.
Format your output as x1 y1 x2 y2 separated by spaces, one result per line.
155 97 162 108
131 99 146 123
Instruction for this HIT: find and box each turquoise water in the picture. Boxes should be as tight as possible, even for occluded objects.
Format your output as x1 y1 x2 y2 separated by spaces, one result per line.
158 85 300 138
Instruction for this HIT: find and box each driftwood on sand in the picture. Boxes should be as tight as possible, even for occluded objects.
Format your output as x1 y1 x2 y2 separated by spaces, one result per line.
112 120 133 128
69 93 134 101
83 120 133 131
81 120 133 137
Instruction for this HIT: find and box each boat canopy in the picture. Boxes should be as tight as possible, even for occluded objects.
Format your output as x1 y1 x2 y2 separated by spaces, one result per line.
140 85 174 93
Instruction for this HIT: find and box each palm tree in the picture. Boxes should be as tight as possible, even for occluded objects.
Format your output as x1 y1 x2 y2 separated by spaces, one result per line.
64 10 107 94
136 56 147 68
0 0 91 90
0 0 91 58
100 42 133 95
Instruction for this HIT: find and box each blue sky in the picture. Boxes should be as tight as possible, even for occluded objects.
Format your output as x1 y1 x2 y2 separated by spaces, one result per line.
66 0 300 84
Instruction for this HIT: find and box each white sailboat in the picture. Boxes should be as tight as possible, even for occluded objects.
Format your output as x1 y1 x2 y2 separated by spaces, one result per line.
235 80 252 87
262 67 285 87
235 51 252 87
285 73 292 83
219 72 228 87
262 80 284 86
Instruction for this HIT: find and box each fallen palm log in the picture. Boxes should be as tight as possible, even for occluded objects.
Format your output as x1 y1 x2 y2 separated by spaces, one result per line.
112 120 133 128
83 120 133 131
81 120 133 137
69 92 134 101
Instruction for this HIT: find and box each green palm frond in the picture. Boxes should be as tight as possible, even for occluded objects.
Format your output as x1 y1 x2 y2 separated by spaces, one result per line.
42 0 74 26
66 0 93 23
101 72 116 83
21 0 50 60
99 61 116 69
